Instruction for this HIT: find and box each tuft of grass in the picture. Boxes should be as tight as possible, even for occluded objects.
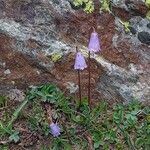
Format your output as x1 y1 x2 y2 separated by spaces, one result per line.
0 95 8 108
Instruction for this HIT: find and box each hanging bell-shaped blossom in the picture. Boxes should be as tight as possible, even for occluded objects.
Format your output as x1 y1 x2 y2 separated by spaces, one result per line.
49 122 60 137
74 52 87 70
88 31 101 53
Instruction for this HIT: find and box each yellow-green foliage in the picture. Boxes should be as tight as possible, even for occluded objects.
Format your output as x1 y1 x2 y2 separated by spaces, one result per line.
73 0 111 13
73 0 150 14
120 21 130 33
146 10 150 20
49 53 63 62
73 0 94 13
145 0 150 8
100 0 110 12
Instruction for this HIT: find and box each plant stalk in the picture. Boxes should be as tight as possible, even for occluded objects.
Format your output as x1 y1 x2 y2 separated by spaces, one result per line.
88 51 91 108
78 70 82 107
76 46 82 108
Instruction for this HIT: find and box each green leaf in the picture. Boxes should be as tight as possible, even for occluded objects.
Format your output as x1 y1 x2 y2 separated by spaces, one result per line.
100 0 110 12
76 97 88 108
116 142 124 150
91 101 107 121
145 0 150 8
8 98 28 128
0 121 13 135
68 128 76 135
143 106 150 114
72 115 84 123
0 145 9 150
94 141 100 149
94 140 104 148
63 142 72 150
146 11 150 20
128 99 140 111
113 109 124 124
135 137 144 148
9 131 20 143
0 95 7 107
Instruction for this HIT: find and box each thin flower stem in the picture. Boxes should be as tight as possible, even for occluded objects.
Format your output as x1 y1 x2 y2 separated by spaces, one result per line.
92 26 95 32
88 51 91 108
78 70 82 107
76 46 82 108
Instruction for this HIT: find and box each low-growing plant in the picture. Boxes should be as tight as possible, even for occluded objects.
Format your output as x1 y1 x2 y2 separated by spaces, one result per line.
1 84 150 149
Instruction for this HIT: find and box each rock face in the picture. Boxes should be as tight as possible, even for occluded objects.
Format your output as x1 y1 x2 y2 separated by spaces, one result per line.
0 0 149 104
0 0 72 55
104 15 150 103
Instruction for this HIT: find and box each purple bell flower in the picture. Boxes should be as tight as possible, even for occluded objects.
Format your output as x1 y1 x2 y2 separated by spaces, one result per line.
49 122 60 137
74 52 87 70
88 31 101 53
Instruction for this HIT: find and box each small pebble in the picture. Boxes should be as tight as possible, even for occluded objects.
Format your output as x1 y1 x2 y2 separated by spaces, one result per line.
4 69 11 75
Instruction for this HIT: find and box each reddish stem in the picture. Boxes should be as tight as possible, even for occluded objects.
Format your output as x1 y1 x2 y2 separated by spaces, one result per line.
92 26 95 32
78 70 82 107
76 46 82 107
88 51 91 108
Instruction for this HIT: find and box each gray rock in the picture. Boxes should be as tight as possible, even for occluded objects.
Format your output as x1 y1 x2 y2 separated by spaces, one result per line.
8 89 25 102
0 0 5 18
0 61 6 68
114 16 150 61
66 82 78 94
138 32 150 45
96 64 149 103
108 16 150 103
4 69 11 75
111 0 127 10
129 26 137 35
112 0 146 14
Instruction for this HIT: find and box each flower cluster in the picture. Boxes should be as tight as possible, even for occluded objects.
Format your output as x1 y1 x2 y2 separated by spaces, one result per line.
74 30 101 69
